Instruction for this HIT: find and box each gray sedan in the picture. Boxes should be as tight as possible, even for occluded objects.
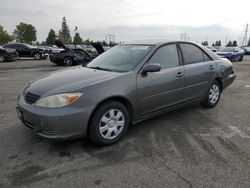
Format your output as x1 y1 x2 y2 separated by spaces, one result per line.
17 41 236 145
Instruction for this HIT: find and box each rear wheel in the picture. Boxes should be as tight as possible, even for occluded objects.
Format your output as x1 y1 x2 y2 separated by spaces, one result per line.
239 55 243 61
89 101 129 145
63 57 73 66
33 53 41 60
201 80 221 108
0 55 5 63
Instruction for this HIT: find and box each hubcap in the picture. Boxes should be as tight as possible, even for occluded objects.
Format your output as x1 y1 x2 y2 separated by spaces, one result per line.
64 58 72 66
0 56 4 62
34 54 41 60
209 84 220 104
99 109 125 139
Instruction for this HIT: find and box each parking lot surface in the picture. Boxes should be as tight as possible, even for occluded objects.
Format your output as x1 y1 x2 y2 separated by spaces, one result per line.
0 57 250 187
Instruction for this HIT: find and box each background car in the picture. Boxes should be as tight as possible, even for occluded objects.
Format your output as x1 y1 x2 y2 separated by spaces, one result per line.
216 47 244 61
243 47 250 55
205 46 217 52
3 43 48 60
0 46 19 63
49 40 104 66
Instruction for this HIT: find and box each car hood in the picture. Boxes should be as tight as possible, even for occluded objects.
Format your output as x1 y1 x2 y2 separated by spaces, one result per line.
216 52 233 56
92 42 105 54
55 40 68 50
26 66 122 97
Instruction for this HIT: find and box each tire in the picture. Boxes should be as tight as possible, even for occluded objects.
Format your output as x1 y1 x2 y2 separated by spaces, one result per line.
201 80 221 108
239 56 243 61
33 53 41 60
63 57 73 66
0 55 5 63
89 101 129 145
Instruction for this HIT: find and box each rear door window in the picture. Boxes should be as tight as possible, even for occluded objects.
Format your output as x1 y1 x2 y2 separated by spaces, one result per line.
180 43 204 65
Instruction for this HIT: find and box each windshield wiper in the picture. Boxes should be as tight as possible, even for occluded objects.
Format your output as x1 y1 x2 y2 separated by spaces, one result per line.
87 66 113 72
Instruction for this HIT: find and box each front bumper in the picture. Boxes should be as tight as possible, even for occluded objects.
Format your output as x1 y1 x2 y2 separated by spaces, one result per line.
17 94 94 139
49 55 61 64
222 73 236 89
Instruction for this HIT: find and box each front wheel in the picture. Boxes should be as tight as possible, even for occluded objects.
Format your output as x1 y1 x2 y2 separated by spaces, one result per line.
33 53 41 60
201 81 221 108
89 101 129 145
63 57 73 66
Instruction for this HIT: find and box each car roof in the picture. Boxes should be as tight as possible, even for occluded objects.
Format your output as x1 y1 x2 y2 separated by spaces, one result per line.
124 40 198 46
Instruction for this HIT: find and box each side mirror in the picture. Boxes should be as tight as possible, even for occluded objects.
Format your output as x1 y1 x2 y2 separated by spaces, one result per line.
141 63 161 73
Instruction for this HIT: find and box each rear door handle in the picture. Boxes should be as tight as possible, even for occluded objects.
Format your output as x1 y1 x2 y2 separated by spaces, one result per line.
209 65 215 70
176 72 184 77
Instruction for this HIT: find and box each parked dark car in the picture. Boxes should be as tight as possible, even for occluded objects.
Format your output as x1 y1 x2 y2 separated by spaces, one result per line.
243 47 250 55
0 46 19 63
17 41 235 145
216 47 244 61
49 40 104 66
3 43 48 60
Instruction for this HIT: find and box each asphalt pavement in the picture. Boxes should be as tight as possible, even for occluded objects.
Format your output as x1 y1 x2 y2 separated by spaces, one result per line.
0 57 250 187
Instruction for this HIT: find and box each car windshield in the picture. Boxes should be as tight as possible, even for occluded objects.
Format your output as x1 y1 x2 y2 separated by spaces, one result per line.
219 48 235 52
87 45 153 72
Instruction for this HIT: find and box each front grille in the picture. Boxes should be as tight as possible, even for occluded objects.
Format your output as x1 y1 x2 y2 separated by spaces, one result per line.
24 92 40 104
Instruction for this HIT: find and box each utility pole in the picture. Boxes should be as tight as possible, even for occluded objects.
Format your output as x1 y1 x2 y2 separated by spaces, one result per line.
241 24 248 47
180 33 187 41
225 36 228 47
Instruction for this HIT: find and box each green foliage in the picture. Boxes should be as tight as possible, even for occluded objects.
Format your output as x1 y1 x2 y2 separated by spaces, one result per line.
109 41 117 47
13 22 37 44
226 40 233 47
212 40 221 46
102 40 108 46
46 29 57 45
232 40 237 47
82 38 93 45
226 40 237 47
58 17 71 44
73 33 83 45
201 41 208 46
0 25 13 45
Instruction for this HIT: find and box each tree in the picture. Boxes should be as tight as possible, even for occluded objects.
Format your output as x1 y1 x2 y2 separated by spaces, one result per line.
248 38 250 47
217 40 221 46
46 29 57 45
232 40 237 47
13 22 36 44
201 41 208 46
58 17 71 44
213 40 221 46
73 33 83 45
0 25 13 45
82 38 90 45
226 40 233 47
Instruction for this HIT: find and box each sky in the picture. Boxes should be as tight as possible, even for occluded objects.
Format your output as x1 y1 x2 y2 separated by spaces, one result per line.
0 0 249 46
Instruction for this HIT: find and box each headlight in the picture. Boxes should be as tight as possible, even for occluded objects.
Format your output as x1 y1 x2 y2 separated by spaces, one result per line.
35 93 83 108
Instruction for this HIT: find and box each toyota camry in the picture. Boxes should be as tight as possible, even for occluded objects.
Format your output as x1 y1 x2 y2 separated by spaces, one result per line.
17 41 236 145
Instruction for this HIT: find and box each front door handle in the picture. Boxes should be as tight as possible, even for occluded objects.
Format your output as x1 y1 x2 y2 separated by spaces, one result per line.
176 72 184 77
209 65 215 70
